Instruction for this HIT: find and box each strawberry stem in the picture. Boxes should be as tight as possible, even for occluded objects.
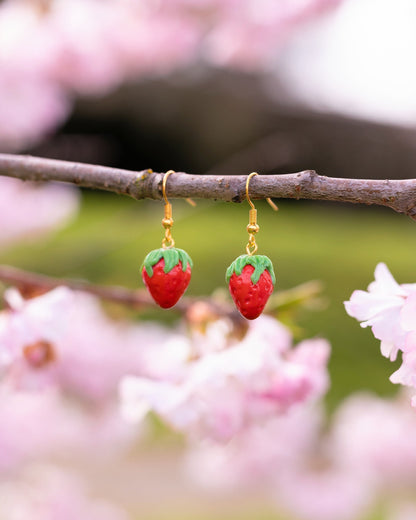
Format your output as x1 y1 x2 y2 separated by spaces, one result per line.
142 248 193 277
226 254 276 285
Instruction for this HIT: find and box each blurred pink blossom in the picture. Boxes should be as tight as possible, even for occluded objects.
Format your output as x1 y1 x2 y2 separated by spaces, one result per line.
0 71 70 152
120 316 330 441
0 387 135 474
330 392 416 488
387 503 416 520
0 177 79 246
0 286 176 401
203 0 343 70
185 404 324 490
185 394 374 520
0 0 200 94
0 0 344 150
0 2 71 151
275 463 373 520
0 465 130 520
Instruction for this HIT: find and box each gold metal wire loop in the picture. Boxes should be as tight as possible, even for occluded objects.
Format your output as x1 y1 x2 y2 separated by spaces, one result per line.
245 172 278 255
246 234 258 255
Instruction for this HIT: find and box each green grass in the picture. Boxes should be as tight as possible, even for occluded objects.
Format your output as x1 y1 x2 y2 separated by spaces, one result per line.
2 191 415 410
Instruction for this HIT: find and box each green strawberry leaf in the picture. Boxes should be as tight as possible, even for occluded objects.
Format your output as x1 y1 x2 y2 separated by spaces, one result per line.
141 248 193 277
177 249 194 272
142 249 164 277
163 248 179 273
226 254 276 285
226 262 235 282
236 255 245 274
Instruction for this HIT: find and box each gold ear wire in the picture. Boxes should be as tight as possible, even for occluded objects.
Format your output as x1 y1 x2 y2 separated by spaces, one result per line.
162 169 174 206
245 172 258 211
161 170 175 249
161 170 196 249
163 170 196 207
246 172 278 211
245 172 278 256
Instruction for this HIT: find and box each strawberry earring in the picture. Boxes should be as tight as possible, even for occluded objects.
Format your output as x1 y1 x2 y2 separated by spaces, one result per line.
141 170 193 308
226 172 277 320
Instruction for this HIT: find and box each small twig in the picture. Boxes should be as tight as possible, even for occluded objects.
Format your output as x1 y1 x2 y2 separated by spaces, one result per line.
0 154 416 218
0 265 159 307
0 265 241 321
0 265 325 333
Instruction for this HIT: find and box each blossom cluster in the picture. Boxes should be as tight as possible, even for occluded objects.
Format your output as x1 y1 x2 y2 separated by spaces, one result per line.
0 0 343 150
345 263 416 406
0 285 150 519
121 315 330 441
0 281 332 518
2 273 416 518
0 282 330 440
0 285 167 400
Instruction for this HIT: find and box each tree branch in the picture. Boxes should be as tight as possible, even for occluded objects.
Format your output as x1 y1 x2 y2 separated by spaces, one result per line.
1 153 416 218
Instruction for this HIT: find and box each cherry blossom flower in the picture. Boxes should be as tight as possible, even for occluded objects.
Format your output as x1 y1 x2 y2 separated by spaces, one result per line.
0 286 178 401
0 464 130 520
388 295 416 405
0 286 73 386
120 316 330 441
390 339 416 407
344 263 416 360
0 177 79 246
345 264 416 405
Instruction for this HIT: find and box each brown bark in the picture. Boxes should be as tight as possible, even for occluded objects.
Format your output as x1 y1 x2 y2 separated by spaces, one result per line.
0 153 416 218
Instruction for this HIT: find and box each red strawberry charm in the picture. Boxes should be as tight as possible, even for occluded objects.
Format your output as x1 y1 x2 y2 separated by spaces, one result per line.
141 248 192 308
226 254 275 320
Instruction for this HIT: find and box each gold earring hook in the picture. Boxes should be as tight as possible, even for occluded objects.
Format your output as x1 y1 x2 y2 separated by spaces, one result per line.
245 172 278 211
163 170 196 207
161 170 175 249
245 172 278 256
162 170 174 205
161 170 196 249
